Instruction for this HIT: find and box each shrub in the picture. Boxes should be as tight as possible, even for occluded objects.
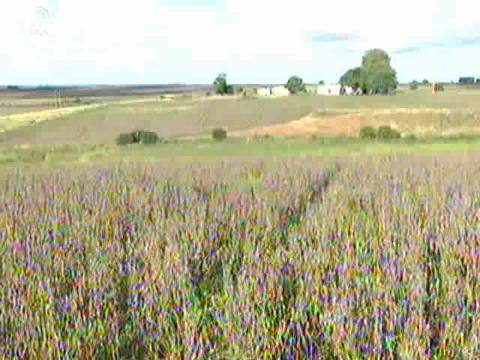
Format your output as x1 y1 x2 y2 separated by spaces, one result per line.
212 128 227 141
403 134 418 142
116 132 136 146
359 126 377 140
377 126 401 140
116 129 160 146
410 81 419 90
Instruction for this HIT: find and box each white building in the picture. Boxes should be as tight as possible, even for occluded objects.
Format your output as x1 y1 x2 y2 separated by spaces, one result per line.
256 87 272 96
256 86 290 97
271 86 290 96
317 84 342 96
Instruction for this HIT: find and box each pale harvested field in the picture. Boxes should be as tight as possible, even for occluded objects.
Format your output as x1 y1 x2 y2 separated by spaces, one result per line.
243 108 480 137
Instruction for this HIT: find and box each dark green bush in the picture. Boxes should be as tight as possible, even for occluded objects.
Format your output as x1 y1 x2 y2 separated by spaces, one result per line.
116 129 160 146
212 128 227 141
377 126 401 140
134 130 159 144
359 126 377 140
116 132 136 146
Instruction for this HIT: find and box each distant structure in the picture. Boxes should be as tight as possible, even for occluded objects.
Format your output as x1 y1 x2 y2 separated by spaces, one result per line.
459 77 475 84
255 86 290 97
271 86 290 96
256 87 272 96
317 84 360 96
317 84 342 96
432 82 444 95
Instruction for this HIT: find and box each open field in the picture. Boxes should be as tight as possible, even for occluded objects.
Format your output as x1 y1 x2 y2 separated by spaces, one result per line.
1 84 480 358
1 153 480 358
1 85 480 145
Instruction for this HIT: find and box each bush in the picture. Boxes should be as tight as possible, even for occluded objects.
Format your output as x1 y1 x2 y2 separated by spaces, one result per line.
403 134 417 142
359 126 377 140
377 126 401 140
410 81 419 90
135 130 160 144
212 128 227 141
116 129 160 146
116 132 136 146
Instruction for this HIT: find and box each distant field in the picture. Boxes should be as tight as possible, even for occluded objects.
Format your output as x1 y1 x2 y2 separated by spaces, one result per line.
0 85 479 145
2 84 480 358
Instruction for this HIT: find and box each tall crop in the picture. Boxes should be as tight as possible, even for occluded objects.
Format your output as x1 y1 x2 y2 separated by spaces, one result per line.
0 155 479 358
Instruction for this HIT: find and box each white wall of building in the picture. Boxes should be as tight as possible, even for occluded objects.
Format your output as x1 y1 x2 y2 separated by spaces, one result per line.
317 84 342 96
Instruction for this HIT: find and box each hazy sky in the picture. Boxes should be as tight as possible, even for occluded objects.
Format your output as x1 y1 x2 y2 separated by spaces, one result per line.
2 0 479 85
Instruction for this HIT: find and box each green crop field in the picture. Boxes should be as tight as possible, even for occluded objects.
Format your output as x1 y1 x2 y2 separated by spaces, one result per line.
1 85 480 358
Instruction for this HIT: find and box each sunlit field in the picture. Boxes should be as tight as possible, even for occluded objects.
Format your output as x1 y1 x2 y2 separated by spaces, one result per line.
1 153 480 358
2 85 480 145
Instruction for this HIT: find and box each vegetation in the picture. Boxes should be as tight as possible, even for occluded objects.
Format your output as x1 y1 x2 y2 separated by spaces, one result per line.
1 154 480 358
213 73 234 95
362 49 398 94
359 125 377 139
212 127 227 141
340 67 367 93
359 125 401 140
341 49 397 95
377 125 401 139
286 76 306 94
410 80 419 90
115 129 160 146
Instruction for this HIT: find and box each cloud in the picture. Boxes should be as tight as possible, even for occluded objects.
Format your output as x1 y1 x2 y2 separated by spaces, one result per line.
311 32 358 43
1 0 480 84
394 36 480 54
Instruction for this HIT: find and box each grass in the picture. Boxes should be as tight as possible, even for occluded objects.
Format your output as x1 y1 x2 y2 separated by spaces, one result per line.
1 135 480 168
1 153 480 358
1 84 480 357
1 85 480 145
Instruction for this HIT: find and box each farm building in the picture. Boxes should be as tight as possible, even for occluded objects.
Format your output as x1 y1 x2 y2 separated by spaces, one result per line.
271 86 290 96
256 87 272 96
317 84 342 96
256 86 290 97
317 84 361 96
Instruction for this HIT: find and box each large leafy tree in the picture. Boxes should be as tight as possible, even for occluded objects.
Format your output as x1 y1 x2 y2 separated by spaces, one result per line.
213 73 233 95
361 49 397 94
286 76 306 94
339 67 367 93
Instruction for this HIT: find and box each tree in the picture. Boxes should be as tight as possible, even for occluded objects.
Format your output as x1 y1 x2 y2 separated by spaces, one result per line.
213 73 233 95
361 49 397 94
286 76 306 94
422 79 430 85
339 67 367 93
410 80 419 90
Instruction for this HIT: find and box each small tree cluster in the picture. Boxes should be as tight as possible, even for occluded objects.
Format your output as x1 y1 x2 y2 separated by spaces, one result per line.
410 80 419 90
286 76 306 94
359 125 401 140
340 49 397 94
212 128 227 141
116 129 160 145
213 73 234 95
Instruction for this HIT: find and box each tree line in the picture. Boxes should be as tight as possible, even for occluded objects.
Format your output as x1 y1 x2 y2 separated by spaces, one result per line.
213 48 398 96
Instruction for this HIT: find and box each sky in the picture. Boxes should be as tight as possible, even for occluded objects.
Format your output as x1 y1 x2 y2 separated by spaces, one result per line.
1 0 479 85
